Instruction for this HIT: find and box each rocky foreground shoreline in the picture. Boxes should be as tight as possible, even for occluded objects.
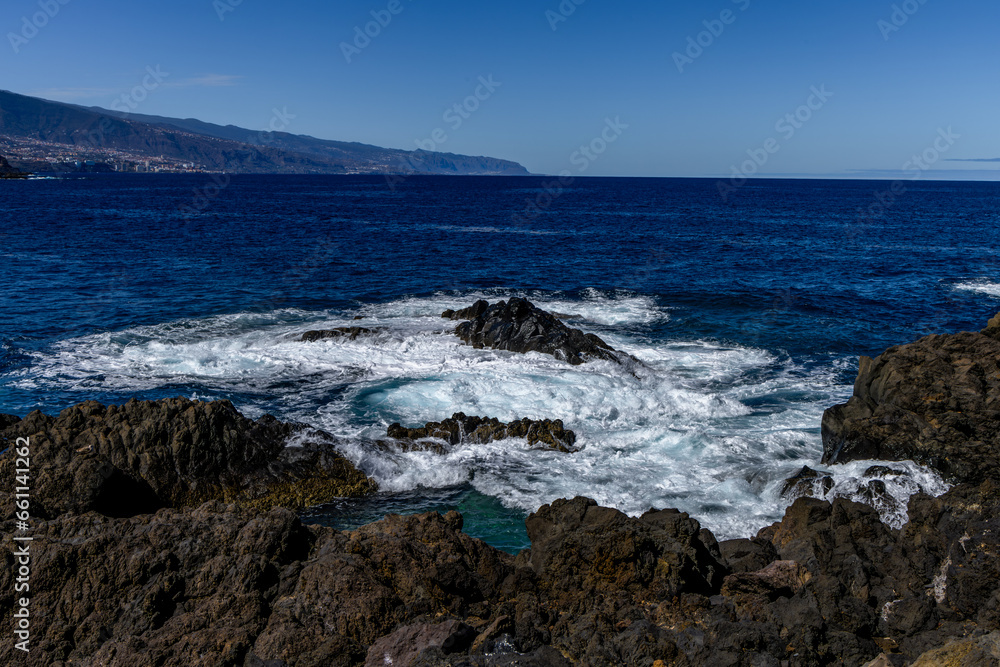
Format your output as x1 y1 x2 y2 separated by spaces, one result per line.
3 313 1000 665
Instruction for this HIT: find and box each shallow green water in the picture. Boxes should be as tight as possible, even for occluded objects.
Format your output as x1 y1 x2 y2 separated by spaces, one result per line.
300 484 531 554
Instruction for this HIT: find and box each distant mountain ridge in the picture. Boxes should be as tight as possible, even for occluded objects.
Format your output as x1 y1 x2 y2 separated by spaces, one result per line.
0 89 529 175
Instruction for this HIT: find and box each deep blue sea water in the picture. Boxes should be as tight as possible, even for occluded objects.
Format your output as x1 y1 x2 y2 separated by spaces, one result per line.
3 174 999 551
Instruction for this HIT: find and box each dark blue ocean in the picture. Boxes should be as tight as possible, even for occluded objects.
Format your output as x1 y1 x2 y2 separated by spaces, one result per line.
3 174 999 551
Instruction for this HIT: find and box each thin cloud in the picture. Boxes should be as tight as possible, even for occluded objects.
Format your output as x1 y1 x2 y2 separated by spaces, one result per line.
27 87 118 101
166 74 244 88
27 74 242 102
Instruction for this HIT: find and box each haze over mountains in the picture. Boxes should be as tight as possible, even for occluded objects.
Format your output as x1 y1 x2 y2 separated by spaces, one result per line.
0 90 529 175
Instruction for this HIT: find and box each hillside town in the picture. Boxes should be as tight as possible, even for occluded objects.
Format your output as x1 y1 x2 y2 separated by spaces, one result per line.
0 134 210 173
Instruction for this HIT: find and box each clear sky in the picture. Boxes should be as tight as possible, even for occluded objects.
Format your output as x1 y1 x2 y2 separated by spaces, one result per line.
3 0 998 178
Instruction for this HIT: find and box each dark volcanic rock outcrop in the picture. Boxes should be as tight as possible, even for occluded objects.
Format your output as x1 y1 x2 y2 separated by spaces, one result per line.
0 398 375 519
443 298 636 366
3 503 314 665
522 497 727 601
7 484 1000 666
251 510 511 666
821 313 1000 484
384 412 577 453
0 503 510 666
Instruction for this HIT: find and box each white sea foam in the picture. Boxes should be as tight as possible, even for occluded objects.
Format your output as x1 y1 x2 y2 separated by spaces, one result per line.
783 459 950 529
955 280 1000 297
353 289 669 327
13 291 947 539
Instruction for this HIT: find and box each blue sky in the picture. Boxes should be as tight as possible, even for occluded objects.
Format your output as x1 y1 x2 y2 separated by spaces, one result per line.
2 0 998 178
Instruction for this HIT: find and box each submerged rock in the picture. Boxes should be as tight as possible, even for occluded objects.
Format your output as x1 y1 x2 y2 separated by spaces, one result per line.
443 297 637 366
864 465 906 479
300 326 382 342
822 312 1000 485
383 412 577 453
0 397 376 519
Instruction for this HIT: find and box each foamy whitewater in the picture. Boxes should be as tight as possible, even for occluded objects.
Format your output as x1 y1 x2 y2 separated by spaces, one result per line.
955 281 1000 297
13 290 949 540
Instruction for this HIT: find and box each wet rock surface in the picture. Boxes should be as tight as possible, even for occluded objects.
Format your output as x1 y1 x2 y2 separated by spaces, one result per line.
299 326 383 342
443 298 637 366
822 313 1000 484
383 412 577 453
781 465 835 499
